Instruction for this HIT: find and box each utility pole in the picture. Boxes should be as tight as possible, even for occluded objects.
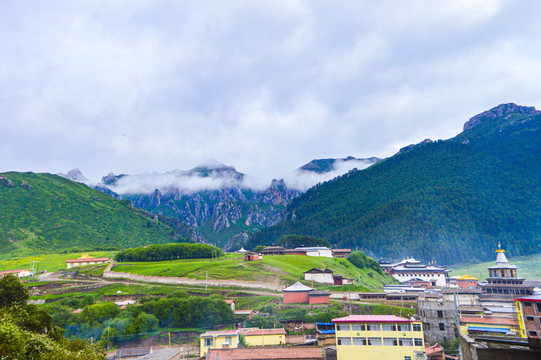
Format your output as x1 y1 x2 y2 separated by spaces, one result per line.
453 291 463 360
206 271 208 292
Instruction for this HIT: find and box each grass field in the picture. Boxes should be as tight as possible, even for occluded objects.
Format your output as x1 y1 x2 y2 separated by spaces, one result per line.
0 251 117 273
450 253 541 280
112 255 394 291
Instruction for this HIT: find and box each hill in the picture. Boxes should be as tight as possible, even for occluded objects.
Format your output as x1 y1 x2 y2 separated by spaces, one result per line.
0 172 187 257
248 104 541 264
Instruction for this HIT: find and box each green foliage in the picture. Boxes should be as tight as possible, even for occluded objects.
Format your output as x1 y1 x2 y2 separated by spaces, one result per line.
347 251 383 274
278 235 330 249
253 245 267 252
115 243 223 262
0 274 30 307
0 172 186 257
249 111 541 264
0 275 104 359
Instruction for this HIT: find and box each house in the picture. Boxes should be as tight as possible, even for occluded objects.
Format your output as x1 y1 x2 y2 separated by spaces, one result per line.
234 310 258 319
199 330 240 357
66 254 109 269
332 315 425 360
205 347 325 360
295 247 333 258
332 249 351 258
332 275 354 286
406 277 432 289
514 294 541 338
0 269 31 278
316 323 336 346
241 327 286 346
133 348 181 360
260 246 286 256
455 274 479 289
244 252 261 261
304 268 334 284
282 281 330 304
225 299 236 311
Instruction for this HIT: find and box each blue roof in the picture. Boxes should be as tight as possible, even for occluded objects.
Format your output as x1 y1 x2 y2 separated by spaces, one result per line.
316 323 335 326
318 330 336 334
467 326 509 333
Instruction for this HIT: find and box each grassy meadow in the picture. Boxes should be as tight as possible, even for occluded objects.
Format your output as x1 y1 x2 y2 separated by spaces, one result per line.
0 251 117 273
112 254 394 291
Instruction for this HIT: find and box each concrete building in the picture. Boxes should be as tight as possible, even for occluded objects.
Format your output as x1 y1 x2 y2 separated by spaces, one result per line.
332 315 425 360
304 268 334 284
282 281 330 304
199 330 240 357
296 247 334 258
456 275 479 289
241 328 286 346
205 347 325 360
515 294 541 338
382 258 450 287
332 249 351 258
0 269 31 278
66 254 109 269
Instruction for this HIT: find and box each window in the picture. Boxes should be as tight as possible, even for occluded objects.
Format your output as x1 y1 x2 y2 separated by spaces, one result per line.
424 322 430 330
414 338 423 346
352 324 365 331
437 310 443 318
439 323 445 331
204 338 213 347
223 337 231 345
337 324 351 331
526 316 535 321
529 331 537 337
537 303 541 312
399 338 413 346
352 337 366 345
337 337 352 345
413 323 422 332
383 337 398 346
397 324 411 332
382 324 396 331
367 337 382 346
367 324 381 331
404 357 412 360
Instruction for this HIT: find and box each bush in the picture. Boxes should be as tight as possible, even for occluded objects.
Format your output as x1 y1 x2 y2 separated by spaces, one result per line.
115 243 224 262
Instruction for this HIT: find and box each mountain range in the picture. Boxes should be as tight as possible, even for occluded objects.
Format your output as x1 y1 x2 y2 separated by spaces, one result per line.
247 103 541 264
59 157 379 249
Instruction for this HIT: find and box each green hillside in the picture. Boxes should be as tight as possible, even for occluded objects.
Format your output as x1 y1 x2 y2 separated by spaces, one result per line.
248 104 541 264
113 254 394 291
0 172 186 257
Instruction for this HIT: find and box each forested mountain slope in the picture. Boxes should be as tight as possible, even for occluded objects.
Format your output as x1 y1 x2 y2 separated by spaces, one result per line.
0 172 186 256
248 104 541 264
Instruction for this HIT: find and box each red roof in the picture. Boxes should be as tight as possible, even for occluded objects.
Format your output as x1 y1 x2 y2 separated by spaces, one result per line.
242 328 286 336
200 330 239 337
514 295 541 303
459 316 518 326
206 347 324 360
225 299 235 304
332 315 413 323
0 269 29 275
66 257 109 263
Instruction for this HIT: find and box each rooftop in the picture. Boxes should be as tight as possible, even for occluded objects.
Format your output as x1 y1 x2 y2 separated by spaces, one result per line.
66 257 109 263
200 330 239 337
206 347 324 360
241 328 286 336
332 315 413 323
457 274 478 280
0 269 29 275
514 294 541 303
282 281 314 292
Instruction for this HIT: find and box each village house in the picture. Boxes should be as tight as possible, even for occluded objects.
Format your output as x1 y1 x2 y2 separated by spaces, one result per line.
205 347 325 360
199 330 240 357
332 315 425 360
304 268 334 284
225 299 236 311
455 274 479 289
0 268 31 278
241 327 286 346
331 249 351 258
514 294 541 338
282 281 330 304
380 257 450 287
66 254 109 269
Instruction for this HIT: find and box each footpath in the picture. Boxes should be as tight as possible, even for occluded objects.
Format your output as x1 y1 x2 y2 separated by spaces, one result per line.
102 263 283 291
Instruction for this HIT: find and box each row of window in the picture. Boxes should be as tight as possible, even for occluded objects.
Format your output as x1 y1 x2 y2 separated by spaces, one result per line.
486 288 530 295
336 323 422 332
524 302 541 312
337 337 423 347
395 273 442 278
422 322 446 331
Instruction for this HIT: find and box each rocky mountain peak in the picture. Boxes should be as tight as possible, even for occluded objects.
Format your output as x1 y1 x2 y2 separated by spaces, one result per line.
187 160 244 181
463 103 540 131
58 168 90 184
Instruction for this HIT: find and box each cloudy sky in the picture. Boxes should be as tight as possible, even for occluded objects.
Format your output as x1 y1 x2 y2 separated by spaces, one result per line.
2 0 541 183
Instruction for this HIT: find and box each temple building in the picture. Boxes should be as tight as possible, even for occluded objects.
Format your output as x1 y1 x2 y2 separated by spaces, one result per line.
480 243 534 297
379 258 450 287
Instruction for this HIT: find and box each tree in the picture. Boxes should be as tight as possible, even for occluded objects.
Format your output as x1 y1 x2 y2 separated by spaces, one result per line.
0 274 29 307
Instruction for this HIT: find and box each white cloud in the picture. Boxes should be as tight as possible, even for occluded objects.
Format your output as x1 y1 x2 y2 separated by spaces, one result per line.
1 0 541 183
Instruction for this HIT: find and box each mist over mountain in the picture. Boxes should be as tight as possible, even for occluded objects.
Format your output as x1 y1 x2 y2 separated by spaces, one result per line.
248 103 541 265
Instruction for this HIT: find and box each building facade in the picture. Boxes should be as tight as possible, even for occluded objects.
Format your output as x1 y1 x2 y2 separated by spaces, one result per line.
66 254 109 269
241 328 286 346
304 268 334 284
199 330 239 357
515 295 541 338
380 258 449 287
332 315 425 360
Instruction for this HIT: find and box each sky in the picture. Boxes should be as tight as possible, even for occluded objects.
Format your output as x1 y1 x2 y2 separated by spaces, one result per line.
2 0 541 185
